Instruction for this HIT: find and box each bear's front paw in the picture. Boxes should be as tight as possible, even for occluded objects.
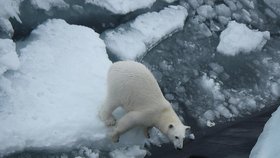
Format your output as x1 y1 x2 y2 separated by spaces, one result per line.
105 117 116 126
111 133 119 143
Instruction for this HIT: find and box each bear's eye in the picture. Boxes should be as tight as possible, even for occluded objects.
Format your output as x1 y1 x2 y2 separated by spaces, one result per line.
175 136 179 139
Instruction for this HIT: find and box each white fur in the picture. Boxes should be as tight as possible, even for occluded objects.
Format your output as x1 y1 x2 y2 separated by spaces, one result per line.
99 61 190 149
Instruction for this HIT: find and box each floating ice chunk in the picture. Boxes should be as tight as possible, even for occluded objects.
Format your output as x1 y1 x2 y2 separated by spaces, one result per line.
217 21 270 56
232 13 242 21
241 9 252 23
31 0 69 11
102 6 188 60
188 133 195 140
236 1 244 9
240 0 254 9
264 0 280 15
110 146 147 158
197 5 215 19
224 0 237 11
250 106 280 158
78 147 99 158
188 0 200 9
85 0 156 14
203 110 216 120
165 93 175 101
103 28 146 60
206 120 216 127
229 97 240 105
229 104 239 116
215 4 231 17
265 8 278 19
271 82 280 96
209 63 224 74
0 39 20 75
246 98 257 109
210 20 221 32
216 105 233 119
199 23 212 37
218 16 231 25
200 74 225 101
0 19 113 156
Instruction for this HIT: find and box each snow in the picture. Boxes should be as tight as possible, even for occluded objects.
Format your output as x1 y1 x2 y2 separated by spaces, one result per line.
0 19 146 157
0 18 14 37
250 106 280 158
0 38 20 75
217 21 270 56
31 0 69 11
102 5 188 60
0 0 22 22
85 0 156 14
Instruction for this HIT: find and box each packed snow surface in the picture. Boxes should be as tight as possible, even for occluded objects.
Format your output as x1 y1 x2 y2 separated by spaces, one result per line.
102 5 188 60
0 19 116 156
250 106 280 158
85 0 156 14
0 39 20 75
0 0 21 22
0 0 22 37
217 21 270 56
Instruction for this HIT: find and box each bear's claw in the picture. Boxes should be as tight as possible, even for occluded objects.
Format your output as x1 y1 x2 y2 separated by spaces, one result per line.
111 134 119 143
105 117 116 126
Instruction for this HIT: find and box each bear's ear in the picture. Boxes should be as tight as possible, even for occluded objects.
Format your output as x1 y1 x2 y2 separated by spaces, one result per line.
169 124 174 129
185 126 191 130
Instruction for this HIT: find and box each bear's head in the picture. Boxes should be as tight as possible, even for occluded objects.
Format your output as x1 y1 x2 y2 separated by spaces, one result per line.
166 123 191 150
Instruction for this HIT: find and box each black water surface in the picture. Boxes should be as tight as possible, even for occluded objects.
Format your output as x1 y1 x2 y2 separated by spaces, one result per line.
146 104 279 158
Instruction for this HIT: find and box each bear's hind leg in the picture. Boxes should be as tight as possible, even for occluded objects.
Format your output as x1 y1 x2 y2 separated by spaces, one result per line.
143 127 152 138
99 98 118 126
111 111 145 142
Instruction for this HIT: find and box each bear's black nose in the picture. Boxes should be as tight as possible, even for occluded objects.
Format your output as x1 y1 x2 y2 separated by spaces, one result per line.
176 147 182 150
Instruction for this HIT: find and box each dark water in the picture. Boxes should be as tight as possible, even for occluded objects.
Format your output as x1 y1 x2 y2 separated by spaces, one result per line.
146 104 279 158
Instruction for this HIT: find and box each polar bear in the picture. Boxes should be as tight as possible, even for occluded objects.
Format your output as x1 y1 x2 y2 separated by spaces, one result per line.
99 61 191 150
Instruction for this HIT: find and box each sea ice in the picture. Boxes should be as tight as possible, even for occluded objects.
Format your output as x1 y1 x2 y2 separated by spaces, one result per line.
0 38 20 75
217 21 270 56
102 5 188 60
250 106 280 158
0 0 22 37
0 19 145 157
